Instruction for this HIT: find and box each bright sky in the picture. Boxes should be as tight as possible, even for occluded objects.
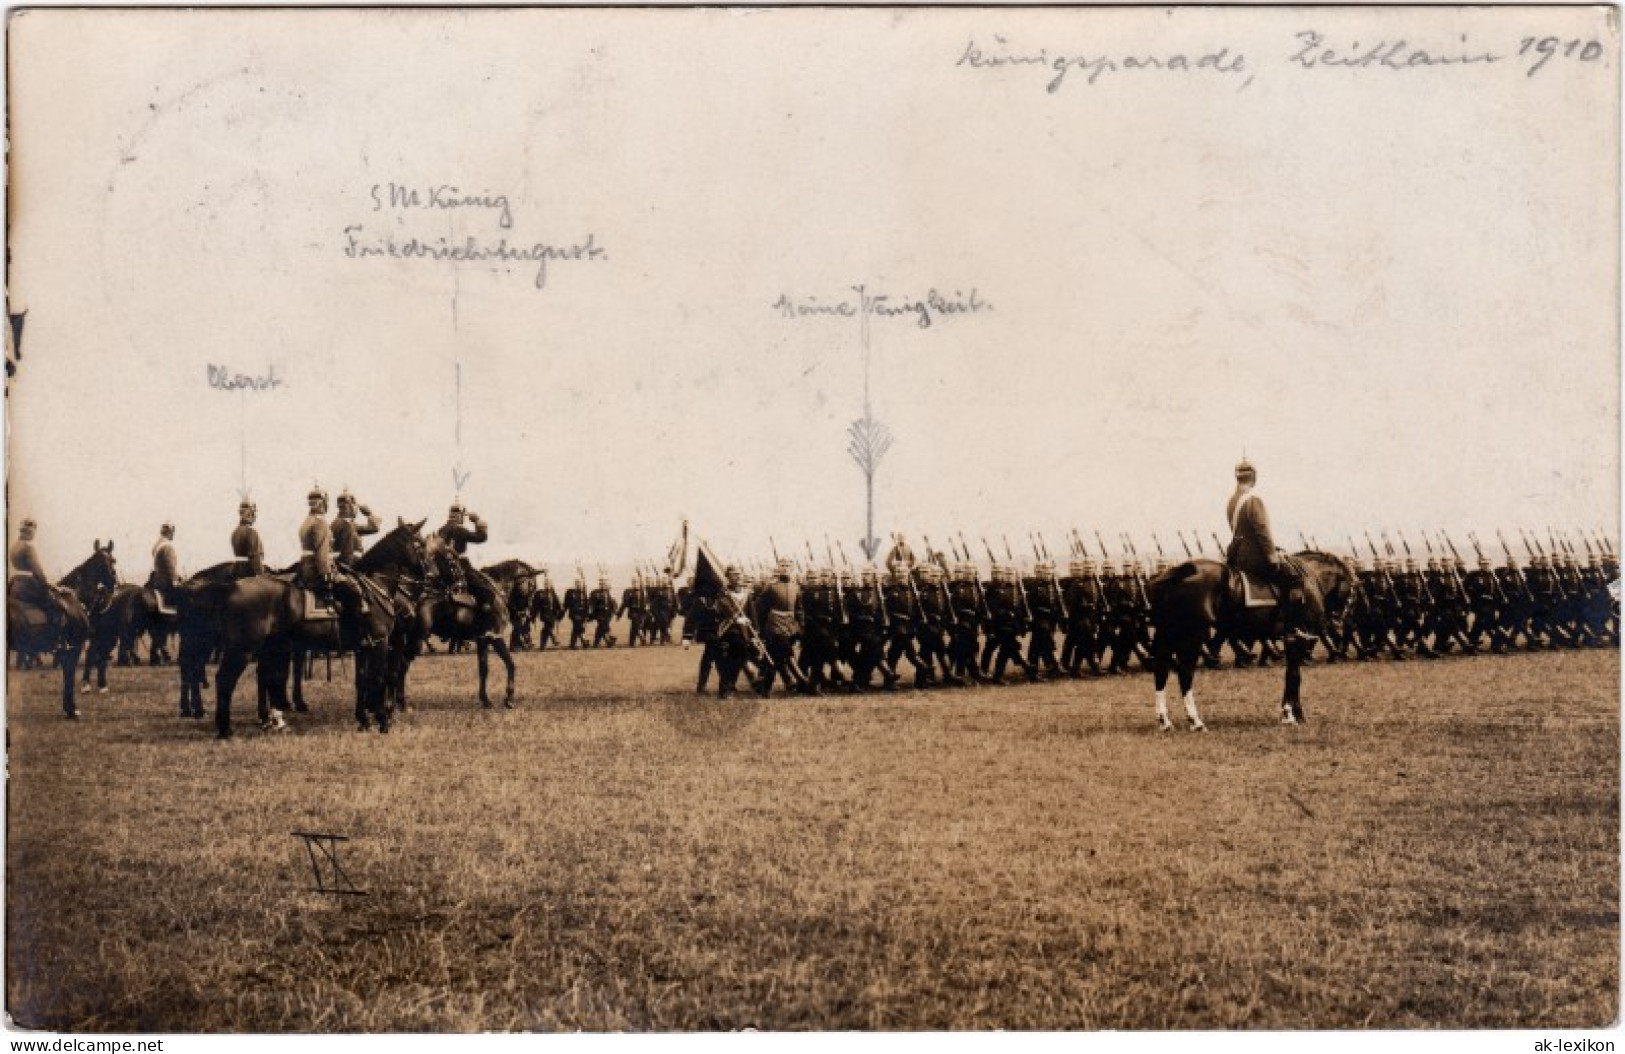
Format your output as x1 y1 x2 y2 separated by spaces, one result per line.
7 7 1618 579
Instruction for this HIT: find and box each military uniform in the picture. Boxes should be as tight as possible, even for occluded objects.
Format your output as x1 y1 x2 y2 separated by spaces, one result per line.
230 503 265 578
149 527 181 613
437 506 505 632
982 565 1032 684
617 581 648 647
331 494 380 567
8 523 66 620
754 564 807 695
1225 460 1323 639
564 580 590 649
589 580 616 647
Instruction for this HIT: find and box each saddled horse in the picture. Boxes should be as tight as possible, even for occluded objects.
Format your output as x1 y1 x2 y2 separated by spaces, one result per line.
185 521 429 738
9 543 114 717
1146 550 1360 730
419 536 515 708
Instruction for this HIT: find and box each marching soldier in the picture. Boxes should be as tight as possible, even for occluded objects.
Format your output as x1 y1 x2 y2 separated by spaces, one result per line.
913 563 962 687
982 562 1033 684
946 561 988 684
1023 561 1063 680
532 568 562 649
1226 458 1323 642
883 562 932 688
589 575 617 647
842 566 897 692
230 499 265 578
755 559 808 695
617 574 648 648
796 567 846 693
564 572 590 649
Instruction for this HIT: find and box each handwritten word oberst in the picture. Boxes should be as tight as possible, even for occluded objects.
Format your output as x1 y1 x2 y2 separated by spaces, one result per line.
957 35 1248 93
773 287 993 330
342 226 607 290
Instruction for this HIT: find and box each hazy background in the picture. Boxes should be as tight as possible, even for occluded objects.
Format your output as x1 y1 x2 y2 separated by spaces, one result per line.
8 7 1618 577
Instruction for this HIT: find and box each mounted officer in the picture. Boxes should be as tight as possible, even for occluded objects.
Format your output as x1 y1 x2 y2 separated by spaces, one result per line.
9 518 71 624
230 499 265 578
331 489 380 567
1225 458 1322 641
298 485 339 613
436 501 502 625
148 522 182 614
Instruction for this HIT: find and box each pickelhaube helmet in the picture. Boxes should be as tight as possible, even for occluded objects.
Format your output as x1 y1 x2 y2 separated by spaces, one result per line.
161 520 175 533
1478 555 1493 570
1119 559 1136 575
238 497 257 513
337 487 356 507
308 483 328 503
1035 560 1055 577
19 517 36 532
1426 557 1440 571
1068 560 1086 577
1234 457 1255 479
448 500 466 518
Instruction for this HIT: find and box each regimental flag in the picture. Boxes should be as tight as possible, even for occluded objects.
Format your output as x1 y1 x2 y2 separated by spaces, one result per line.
691 539 728 598
665 518 689 578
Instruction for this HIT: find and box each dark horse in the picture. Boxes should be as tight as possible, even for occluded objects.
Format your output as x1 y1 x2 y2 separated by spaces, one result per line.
419 535 515 708
184 521 429 738
9 543 115 717
483 559 540 650
1146 550 1360 730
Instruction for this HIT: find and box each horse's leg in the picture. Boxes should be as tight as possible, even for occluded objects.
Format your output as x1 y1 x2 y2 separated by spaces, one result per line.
1151 633 1174 732
1282 636 1305 725
492 638 516 706
215 649 248 739
477 639 491 707
1179 643 1205 732
291 645 309 713
59 643 81 718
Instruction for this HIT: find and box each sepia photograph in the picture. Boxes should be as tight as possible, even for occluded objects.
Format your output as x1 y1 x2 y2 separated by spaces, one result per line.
4 4 1619 1035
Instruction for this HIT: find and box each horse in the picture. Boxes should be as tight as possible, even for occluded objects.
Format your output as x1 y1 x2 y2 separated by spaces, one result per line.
9 543 114 717
186 521 428 738
418 536 515 708
1145 550 1360 731
483 559 540 650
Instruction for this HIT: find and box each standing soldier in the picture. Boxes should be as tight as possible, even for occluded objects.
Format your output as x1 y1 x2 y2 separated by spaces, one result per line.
589 574 617 647
230 499 265 578
1226 459 1322 642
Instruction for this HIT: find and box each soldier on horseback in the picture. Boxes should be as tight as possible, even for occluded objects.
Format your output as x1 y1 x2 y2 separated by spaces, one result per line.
436 501 502 624
149 522 182 614
230 499 264 577
299 484 339 612
1225 458 1322 641
332 489 380 614
9 518 72 625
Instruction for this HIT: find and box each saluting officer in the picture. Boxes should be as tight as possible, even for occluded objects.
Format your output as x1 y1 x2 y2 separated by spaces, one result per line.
331 488 380 567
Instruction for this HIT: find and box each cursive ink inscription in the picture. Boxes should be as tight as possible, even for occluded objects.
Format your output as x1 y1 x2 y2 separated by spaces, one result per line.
957 35 1249 92
208 364 283 391
774 286 994 330
371 182 513 229
341 225 608 290
1289 31 1503 72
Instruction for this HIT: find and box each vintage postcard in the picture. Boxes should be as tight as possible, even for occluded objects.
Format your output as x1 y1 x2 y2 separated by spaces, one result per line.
4 4 1618 1038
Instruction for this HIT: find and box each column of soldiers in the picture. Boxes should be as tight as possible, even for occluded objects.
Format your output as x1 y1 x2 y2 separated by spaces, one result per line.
681 538 1620 698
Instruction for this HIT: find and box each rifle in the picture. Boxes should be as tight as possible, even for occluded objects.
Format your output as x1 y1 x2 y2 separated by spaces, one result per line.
1176 531 1194 559
1150 532 1166 564
1043 533 1070 621
1210 531 1225 557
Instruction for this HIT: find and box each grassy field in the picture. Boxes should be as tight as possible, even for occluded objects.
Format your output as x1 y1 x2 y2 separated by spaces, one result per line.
5 643 1618 1031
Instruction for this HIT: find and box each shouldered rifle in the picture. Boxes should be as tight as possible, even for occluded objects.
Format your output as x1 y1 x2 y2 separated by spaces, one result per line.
1177 531 1194 559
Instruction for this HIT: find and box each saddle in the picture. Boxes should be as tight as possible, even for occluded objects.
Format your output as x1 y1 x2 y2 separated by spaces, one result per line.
301 588 341 621
1228 567 1280 609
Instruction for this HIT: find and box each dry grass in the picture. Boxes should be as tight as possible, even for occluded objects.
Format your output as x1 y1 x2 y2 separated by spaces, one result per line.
6 644 1618 1031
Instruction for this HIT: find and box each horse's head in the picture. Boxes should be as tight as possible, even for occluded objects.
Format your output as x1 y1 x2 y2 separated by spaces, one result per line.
356 518 430 579
65 540 120 601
